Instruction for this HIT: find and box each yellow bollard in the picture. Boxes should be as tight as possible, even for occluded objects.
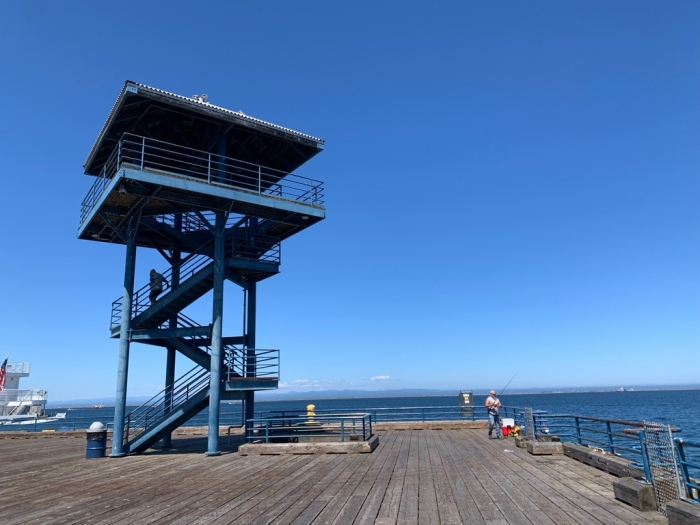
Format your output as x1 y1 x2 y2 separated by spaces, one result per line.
306 404 316 425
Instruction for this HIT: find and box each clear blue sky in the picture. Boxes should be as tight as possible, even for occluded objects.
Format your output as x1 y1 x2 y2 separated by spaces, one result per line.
0 1 697 401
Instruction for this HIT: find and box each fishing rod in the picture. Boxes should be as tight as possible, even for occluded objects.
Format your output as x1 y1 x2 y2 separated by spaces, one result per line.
499 372 518 397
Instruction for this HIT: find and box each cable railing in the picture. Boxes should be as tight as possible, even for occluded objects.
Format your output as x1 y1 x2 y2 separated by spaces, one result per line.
246 413 372 444
123 365 210 446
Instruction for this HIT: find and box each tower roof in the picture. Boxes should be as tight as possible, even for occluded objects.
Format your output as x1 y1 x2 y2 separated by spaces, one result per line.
84 81 324 177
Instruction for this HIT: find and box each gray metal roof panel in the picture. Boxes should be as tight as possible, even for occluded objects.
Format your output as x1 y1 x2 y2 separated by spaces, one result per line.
83 80 324 171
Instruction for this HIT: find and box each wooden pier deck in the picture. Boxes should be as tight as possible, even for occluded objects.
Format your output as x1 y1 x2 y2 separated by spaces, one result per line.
0 429 667 525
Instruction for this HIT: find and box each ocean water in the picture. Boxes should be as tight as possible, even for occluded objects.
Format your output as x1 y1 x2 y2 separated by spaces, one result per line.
31 389 699 437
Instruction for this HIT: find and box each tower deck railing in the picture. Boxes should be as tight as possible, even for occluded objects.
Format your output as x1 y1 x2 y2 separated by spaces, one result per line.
79 133 325 228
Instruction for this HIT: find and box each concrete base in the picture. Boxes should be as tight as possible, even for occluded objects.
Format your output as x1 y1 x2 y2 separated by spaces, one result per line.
667 499 700 525
239 434 379 455
514 436 530 449
527 441 564 455
612 477 656 511
563 443 645 478
374 420 487 431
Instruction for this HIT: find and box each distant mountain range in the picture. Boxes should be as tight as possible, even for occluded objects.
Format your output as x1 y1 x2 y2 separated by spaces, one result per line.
48 384 700 407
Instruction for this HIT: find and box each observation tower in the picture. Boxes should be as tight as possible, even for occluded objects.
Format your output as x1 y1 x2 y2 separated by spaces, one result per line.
78 82 325 456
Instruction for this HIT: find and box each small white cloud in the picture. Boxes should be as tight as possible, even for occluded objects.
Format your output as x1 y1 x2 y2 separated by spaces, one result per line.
371 375 391 381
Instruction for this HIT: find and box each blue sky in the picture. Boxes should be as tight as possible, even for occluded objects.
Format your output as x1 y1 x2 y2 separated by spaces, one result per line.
0 1 697 401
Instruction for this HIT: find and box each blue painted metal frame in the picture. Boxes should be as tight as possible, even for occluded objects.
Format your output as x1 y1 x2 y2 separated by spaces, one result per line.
246 413 373 444
674 438 700 502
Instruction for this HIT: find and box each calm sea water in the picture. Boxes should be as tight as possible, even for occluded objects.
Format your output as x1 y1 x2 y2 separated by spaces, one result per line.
31 389 699 437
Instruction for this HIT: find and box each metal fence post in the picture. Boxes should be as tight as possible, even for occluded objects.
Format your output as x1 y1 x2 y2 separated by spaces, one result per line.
341 419 345 442
207 153 211 183
606 421 615 454
258 166 261 194
141 137 145 169
575 416 582 445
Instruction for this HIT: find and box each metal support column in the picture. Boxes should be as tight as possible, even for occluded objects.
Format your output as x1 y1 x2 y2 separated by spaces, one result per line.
111 215 138 457
206 210 226 456
162 215 181 448
245 279 257 431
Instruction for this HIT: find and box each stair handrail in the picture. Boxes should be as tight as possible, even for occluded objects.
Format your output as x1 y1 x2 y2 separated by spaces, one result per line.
124 365 210 445
111 237 215 329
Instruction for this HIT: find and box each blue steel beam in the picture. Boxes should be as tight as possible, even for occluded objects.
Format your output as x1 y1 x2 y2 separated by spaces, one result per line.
111 213 139 457
206 210 226 456
129 326 212 341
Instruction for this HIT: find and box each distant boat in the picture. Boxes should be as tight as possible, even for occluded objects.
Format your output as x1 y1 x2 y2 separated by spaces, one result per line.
0 413 66 426
90 402 106 409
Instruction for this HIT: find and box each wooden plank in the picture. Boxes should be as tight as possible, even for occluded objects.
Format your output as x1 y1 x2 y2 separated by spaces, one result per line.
459 434 557 525
375 429 412 523
329 431 400 525
307 442 383 524
185 455 330 525
0 428 673 525
423 430 462 525
353 431 405 524
437 430 507 525
483 436 661 525
472 433 609 525
451 431 534 525
228 455 352 525
397 431 420 525
264 453 361 525
417 430 439 525
471 433 588 525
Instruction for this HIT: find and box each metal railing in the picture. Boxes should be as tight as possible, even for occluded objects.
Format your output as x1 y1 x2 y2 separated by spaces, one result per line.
674 438 700 502
79 133 324 229
529 413 678 460
246 413 372 444
225 348 279 381
123 365 210 446
110 229 281 330
0 389 47 406
258 405 525 425
160 313 279 382
79 145 120 226
5 362 30 374
110 241 214 329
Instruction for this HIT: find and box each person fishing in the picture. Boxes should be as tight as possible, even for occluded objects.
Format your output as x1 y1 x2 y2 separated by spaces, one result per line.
485 389 502 439
149 269 169 304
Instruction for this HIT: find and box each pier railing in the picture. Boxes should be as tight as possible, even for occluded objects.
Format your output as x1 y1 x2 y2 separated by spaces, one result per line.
674 438 700 502
246 413 372 444
529 413 658 458
259 405 526 426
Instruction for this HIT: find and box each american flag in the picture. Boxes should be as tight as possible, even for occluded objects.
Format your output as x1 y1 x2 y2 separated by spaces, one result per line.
0 356 7 392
